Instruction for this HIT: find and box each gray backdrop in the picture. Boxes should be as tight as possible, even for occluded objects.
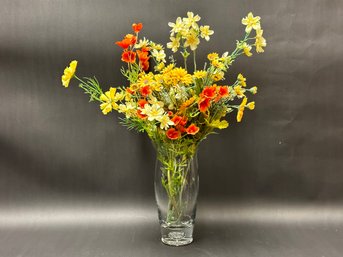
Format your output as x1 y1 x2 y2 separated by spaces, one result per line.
1 0 343 256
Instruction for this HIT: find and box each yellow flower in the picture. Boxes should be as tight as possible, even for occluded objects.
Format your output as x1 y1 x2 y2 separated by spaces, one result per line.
193 70 207 79
183 12 201 29
211 71 224 82
161 64 175 74
163 67 192 86
211 59 225 70
100 87 119 115
207 52 219 61
118 101 136 118
184 32 200 51
155 62 165 72
242 12 261 33
250 86 258 94
151 49 166 63
237 97 248 122
141 103 164 121
247 101 255 110
237 73 247 87
167 36 181 53
61 60 77 88
255 28 267 53
157 115 174 130
234 85 245 98
137 73 154 87
200 25 214 41
150 42 163 51
168 17 184 35
210 119 229 129
134 38 149 49
242 42 252 57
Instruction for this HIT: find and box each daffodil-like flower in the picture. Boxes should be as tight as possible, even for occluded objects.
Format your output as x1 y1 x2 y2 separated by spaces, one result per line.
250 86 258 94
184 32 200 51
246 101 255 110
242 42 252 57
167 37 180 53
237 73 247 87
234 85 245 98
157 115 174 130
100 87 120 115
134 38 149 49
61 60 78 88
255 28 267 53
118 101 136 118
168 17 184 35
183 12 201 29
200 25 214 41
151 49 166 63
242 12 261 33
140 104 164 121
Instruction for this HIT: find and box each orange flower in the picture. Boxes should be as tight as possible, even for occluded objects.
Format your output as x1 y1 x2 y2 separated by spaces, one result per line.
121 50 136 63
167 111 174 116
140 85 151 97
126 88 135 95
137 49 150 71
201 85 217 99
198 97 211 113
179 117 188 126
176 125 186 133
171 115 183 125
218 86 229 97
137 110 147 119
115 38 132 49
166 128 181 140
138 99 148 108
186 124 200 135
215 86 230 102
132 23 143 33
124 34 137 45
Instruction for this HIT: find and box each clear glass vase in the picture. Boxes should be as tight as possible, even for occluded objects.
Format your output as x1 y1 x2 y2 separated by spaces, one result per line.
154 143 199 246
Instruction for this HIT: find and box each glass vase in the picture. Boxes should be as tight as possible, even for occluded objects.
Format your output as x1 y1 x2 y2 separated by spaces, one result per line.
154 143 199 246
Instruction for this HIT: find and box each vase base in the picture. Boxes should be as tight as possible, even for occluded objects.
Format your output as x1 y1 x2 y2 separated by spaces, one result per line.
160 223 194 246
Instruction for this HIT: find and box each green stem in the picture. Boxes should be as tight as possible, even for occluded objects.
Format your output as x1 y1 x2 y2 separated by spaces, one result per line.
193 50 196 71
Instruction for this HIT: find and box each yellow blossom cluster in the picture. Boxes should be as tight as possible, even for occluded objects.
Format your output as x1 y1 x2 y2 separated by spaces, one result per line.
167 12 214 53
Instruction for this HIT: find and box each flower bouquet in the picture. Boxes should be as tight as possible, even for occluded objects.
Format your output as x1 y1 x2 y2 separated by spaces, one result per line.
61 12 266 246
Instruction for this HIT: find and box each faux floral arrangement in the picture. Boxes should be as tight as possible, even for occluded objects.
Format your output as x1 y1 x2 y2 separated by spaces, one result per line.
61 12 266 246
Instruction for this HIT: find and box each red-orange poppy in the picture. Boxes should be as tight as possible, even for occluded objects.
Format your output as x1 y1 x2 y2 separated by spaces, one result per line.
121 50 136 63
218 86 229 97
115 38 132 49
124 34 137 45
198 97 211 113
176 125 186 133
166 128 181 140
132 23 143 33
201 85 217 99
171 115 183 125
140 85 151 97
137 49 150 71
179 117 188 126
214 86 230 102
138 99 148 108
186 124 200 135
